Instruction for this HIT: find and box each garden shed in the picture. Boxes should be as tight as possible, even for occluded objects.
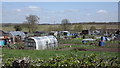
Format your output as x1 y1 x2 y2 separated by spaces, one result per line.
24 35 58 50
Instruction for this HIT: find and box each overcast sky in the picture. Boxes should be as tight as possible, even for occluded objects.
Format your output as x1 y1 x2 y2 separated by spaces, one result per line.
2 2 118 24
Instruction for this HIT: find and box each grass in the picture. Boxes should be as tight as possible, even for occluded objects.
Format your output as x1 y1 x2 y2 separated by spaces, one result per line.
2 48 119 62
58 38 120 48
1 31 119 63
57 45 97 50
104 40 120 48
2 25 57 32
2 37 119 61
2 23 118 32
58 38 83 44
2 27 15 31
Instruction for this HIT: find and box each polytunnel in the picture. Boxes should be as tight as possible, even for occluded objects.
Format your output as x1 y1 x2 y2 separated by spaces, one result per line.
24 35 58 50
8 31 25 40
47 35 58 47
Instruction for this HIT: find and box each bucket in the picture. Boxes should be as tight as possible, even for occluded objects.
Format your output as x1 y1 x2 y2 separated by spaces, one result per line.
98 41 104 46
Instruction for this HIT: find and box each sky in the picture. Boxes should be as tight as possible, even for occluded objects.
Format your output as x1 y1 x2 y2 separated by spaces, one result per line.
2 2 118 24
1 0 120 2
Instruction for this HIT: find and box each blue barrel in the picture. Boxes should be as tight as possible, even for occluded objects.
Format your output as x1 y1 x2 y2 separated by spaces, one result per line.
101 36 105 41
99 41 104 46
82 40 86 44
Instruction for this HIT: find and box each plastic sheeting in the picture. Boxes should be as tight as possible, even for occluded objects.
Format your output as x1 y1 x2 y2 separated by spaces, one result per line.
9 31 25 36
82 38 96 41
24 35 58 50
8 31 25 40
0 40 5 46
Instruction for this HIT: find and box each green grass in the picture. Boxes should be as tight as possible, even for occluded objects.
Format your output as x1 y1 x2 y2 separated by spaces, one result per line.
58 38 83 44
2 25 58 32
2 48 119 62
2 23 118 32
57 45 97 49
104 40 120 48
2 27 15 31
2 38 119 61
58 38 119 48
1 31 119 63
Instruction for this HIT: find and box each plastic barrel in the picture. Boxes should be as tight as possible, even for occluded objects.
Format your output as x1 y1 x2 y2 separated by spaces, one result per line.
82 40 86 44
99 41 104 46
101 36 105 41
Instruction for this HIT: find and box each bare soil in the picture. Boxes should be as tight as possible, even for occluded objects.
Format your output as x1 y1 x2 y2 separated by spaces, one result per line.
88 48 120 52
58 44 120 52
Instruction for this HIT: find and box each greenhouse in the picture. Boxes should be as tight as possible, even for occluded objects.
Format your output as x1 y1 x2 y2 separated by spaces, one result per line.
8 31 26 41
24 35 58 50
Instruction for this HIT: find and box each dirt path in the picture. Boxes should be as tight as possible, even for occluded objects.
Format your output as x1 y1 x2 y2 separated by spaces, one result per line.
59 43 120 52
88 48 120 52
61 44 77 46
57 47 120 52
57 45 119 52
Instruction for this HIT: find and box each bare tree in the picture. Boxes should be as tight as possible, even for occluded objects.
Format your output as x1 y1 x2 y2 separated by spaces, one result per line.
23 15 39 32
61 19 70 31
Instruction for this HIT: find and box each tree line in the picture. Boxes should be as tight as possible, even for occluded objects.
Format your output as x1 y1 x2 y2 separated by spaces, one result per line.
13 15 102 33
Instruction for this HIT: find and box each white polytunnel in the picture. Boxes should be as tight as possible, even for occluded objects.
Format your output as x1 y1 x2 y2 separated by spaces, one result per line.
8 31 26 40
24 35 58 50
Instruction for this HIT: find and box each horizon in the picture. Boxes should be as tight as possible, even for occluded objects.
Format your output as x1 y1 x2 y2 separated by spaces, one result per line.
0 22 120 25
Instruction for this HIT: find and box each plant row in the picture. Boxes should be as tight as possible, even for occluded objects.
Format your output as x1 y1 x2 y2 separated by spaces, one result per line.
2 54 120 68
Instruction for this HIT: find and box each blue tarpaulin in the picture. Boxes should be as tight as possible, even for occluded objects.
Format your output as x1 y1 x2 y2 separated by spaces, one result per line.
0 40 5 46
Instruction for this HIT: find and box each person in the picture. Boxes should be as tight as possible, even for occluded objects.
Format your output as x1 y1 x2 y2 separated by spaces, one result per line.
82 35 85 39
9 39 12 44
7 39 11 48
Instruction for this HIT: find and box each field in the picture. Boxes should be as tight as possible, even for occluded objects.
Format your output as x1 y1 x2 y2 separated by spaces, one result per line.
1 23 119 32
1 23 120 67
1 38 120 67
